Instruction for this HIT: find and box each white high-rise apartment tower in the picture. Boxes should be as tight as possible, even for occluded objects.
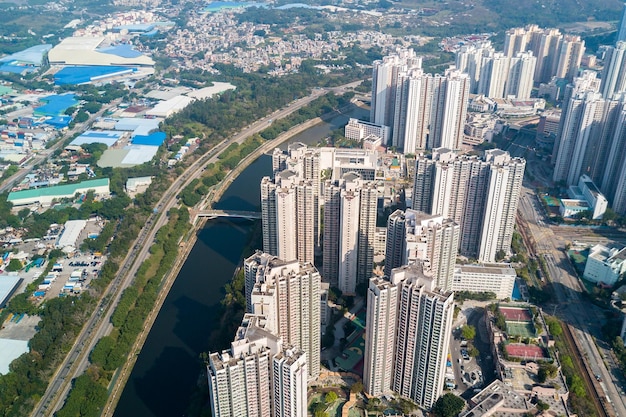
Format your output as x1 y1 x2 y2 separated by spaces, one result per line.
272 144 321 248
556 35 585 81
505 51 537 99
600 42 626 99
477 51 510 98
552 91 613 185
207 315 307 417
371 49 422 136
392 68 433 152
412 149 525 262
385 209 460 291
392 67 469 152
323 172 378 294
363 277 398 396
390 264 454 408
260 170 315 264
455 41 493 93
429 68 470 150
504 25 584 83
246 254 321 379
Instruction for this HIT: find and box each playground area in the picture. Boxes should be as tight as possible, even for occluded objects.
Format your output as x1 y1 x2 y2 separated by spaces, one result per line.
505 343 549 360
335 309 366 375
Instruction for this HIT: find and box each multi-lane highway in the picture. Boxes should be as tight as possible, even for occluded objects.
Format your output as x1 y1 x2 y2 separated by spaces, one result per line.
31 82 361 416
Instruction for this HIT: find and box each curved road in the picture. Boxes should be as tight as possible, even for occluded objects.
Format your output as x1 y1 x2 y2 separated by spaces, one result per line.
31 81 361 417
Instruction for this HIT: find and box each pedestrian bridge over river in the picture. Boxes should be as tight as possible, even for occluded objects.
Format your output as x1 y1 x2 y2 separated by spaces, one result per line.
196 209 261 220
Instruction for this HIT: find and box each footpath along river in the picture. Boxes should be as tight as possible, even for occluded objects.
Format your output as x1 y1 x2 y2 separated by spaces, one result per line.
113 107 367 417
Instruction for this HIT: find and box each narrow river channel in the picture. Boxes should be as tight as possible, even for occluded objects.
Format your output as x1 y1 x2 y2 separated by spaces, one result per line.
113 106 367 417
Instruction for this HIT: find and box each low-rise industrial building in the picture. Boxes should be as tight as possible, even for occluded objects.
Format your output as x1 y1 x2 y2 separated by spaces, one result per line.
8 178 110 206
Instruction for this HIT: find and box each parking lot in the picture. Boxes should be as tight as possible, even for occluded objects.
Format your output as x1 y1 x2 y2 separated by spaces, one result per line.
37 252 105 301
448 306 496 398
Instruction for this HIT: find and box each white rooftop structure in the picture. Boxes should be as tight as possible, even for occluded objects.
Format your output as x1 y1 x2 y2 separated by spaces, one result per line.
186 82 236 99
48 37 154 67
0 339 29 375
0 275 22 307
146 95 193 118
584 244 626 286
114 118 162 137
453 264 516 300
126 176 152 193
56 220 87 249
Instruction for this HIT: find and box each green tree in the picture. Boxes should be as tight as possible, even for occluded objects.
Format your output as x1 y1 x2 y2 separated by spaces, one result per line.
468 346 480 357
536 399 550 411
6 258 23 271
432 393 465 417
74 110 89 123
325 391 338 404
351 381 364 393
461 325 476 341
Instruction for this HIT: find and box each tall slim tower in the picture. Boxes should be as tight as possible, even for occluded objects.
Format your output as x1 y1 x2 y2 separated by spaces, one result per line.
272 144 321 249
363 277 398 396
411 149 525 261
553 91 606 184
392 69 433 152
618 3 626 43
386 207 459 290
455 41 492 93
260 171 315 264
384 210 407 276
429 68 470 150
477 52 510 98
390 264 454 409
481 150 526 262
600 42 626 99
323 172 378 294
505 51 537 99
371 49 422 136
248 257 321 380
273 348 308 417
555 35 585 81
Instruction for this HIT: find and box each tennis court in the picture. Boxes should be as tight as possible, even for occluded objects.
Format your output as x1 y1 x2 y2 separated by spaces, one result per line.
506 321 536 338
499 307 532 322
505 343 548 360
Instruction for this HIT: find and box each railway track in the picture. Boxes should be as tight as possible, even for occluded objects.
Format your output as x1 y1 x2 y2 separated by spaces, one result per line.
561 322 614 417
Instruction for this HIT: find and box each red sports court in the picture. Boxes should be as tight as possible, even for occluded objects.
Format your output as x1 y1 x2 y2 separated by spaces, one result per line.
499 307 532 322
505 343 548 360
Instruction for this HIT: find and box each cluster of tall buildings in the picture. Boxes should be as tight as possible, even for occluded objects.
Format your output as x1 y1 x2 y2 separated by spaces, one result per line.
262 144 380 295
411 148 525 263
371 49 470 153
208 253 321 417
551 54 626 215
363 263 454 408
208 33 541 414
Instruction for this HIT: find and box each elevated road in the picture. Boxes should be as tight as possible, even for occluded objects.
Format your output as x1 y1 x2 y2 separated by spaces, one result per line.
32 81 361 417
